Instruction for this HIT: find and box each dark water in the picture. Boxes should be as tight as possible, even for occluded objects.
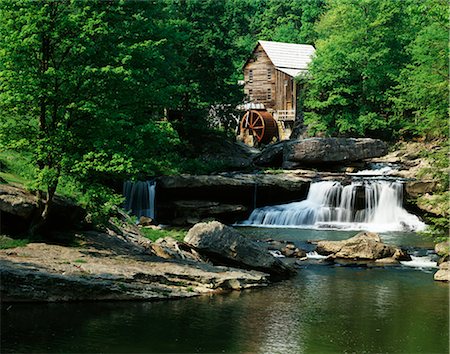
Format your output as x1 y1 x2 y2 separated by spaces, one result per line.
1 229 448 354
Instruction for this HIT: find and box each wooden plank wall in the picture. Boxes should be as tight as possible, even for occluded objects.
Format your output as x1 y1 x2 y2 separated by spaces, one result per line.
243 44 275 109
274 69 295 112
243 44 296 113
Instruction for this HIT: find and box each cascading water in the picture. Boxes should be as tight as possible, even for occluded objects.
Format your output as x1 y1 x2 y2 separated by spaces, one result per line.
241 180 426 232
123 180 156 219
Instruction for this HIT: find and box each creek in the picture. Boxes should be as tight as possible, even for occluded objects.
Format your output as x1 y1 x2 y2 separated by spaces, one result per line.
2 228 448 353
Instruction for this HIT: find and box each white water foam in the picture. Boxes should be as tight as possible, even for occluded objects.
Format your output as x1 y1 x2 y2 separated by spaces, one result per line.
352 166 394 176
306 251 328 260
269 250 285 258
400 255 438 269
241 180 426 232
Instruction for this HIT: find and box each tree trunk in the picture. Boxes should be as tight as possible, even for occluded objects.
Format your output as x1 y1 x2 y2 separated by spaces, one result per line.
29 182 58 237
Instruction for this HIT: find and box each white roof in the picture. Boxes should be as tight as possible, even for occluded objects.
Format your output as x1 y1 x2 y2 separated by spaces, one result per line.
258 40 315 77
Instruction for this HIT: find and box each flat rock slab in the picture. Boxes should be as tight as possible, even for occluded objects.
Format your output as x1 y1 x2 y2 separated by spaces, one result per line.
0 239 268 302
283 138 388 168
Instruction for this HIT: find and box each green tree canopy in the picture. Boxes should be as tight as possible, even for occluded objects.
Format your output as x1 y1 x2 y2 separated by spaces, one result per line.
0 0 179 232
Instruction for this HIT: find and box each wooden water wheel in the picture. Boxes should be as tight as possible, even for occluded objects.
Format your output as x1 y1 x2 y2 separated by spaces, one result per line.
240 110 278 145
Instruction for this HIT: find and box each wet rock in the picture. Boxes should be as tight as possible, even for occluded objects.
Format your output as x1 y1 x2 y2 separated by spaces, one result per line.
283 138 388 169
280 243 307 258
375 257 400 265
184 221 295 277
434 262 449 282
315 232 400 260
281 247 295 257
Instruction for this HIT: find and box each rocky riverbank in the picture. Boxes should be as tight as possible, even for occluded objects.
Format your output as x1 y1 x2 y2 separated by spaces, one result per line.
0 220 295 302
1 220 447 303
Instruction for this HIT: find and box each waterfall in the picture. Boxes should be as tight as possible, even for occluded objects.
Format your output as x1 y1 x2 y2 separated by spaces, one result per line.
123 180 156 219
241 180 425 232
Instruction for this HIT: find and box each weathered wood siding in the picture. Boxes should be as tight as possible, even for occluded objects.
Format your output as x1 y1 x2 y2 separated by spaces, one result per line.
243 44 296 112
274 69 295 112
243 44 276 109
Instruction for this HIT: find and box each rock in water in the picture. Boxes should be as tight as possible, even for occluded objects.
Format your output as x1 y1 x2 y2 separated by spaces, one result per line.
184 221 294 277
283 138 387 168
315 232 407 261
434 262 449 282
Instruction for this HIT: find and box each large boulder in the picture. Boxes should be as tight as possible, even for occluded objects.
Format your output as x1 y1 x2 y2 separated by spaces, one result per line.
282 138 388 169
0 184 37 218
434 262 449 282
315 232 409 261
0 184 85 234
435 241 450 257
184 221 294 277
253 141 287 167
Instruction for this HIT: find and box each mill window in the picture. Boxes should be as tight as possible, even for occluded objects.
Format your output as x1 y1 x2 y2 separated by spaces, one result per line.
248 89 253 99
267 88 272 100
267 69 272 80
249 70 253 83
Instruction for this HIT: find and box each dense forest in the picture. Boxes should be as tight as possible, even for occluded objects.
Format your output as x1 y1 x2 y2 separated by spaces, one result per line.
0 0 448 234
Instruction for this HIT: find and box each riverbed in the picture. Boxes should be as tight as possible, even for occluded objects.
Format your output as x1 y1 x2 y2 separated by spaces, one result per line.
2 229 448 353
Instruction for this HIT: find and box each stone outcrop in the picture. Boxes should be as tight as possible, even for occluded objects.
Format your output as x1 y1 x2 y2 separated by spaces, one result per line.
253 141 287 167
156 173 311 225
435 241 450 257
184 221 294 277
434 262 449 282
0 235 268 302
0 184 85 234
150 237 205 262
283 138 388 169
314 232 410 261
0 184 37 218
170 200 247 226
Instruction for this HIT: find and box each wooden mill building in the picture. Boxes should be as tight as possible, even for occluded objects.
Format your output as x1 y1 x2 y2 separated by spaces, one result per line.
239 40 315 145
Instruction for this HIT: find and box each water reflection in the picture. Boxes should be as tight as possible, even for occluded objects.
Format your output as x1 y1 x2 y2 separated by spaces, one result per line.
2 229 448 354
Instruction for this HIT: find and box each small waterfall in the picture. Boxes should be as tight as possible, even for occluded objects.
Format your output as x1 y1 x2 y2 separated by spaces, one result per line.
242 180 425 232
123 180 156 219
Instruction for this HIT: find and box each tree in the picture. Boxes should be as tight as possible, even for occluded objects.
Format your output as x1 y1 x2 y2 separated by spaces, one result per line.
0 1 178 233
303 0 414 138
391 0 449 139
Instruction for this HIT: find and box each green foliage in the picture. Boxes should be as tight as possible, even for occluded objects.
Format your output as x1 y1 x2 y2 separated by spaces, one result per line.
391 0 449 139
0 1 183 230
0 150 35 185
78 184 124 226
303 0 448 140
417 141 449 242
0 236 29 249
140 227 186 242
304 0 414 138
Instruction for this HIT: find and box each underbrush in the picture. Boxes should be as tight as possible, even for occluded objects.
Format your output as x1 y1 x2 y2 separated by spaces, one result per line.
0 151 35 185
0 235 30 249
